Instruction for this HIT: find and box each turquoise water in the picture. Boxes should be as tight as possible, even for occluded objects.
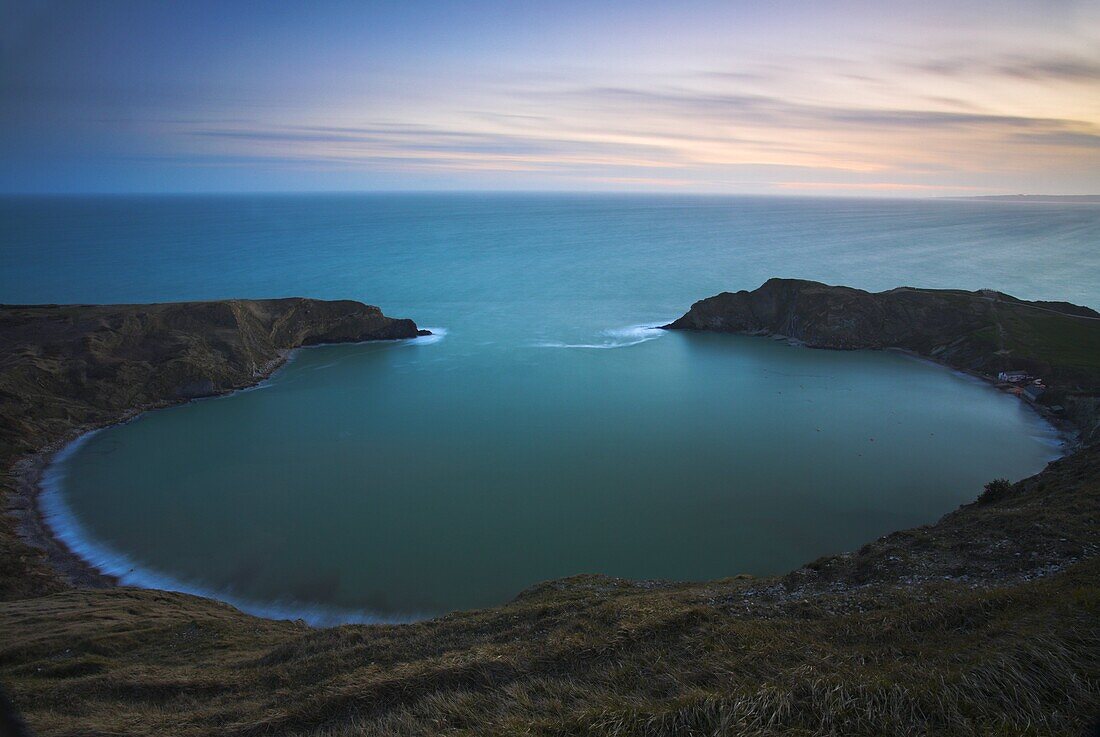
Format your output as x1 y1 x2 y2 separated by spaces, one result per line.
5 194 1096 623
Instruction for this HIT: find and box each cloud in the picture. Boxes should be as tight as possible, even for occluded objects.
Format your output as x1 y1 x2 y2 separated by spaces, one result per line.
549 85 1091 132
909 53 1100 82
186 123 689 169
1010 131 1100 148
775 181 986 192
78 40 1100 194
5 0 1100 193
162 73 1100 191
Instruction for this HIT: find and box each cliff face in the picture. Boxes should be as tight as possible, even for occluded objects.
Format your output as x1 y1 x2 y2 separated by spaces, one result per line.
665 278 1100 393
0 298 425 597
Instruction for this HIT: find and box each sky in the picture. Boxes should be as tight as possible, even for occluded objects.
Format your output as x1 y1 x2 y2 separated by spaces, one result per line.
2 0 1099 195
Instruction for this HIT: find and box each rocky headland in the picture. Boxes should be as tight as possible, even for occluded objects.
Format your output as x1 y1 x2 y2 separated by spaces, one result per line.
666 278 1100 442
0 298 426 598
0 286 1097 736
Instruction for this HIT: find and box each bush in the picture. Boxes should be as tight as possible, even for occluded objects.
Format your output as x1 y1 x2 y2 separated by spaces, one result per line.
977 478 1013 505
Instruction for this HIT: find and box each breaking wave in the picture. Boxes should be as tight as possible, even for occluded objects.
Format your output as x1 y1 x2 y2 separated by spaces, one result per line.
408 326 448 346
532 323 670 349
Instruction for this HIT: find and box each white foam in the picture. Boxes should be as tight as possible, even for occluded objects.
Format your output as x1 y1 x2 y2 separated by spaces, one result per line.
532 322 671 349
39 435 427 627
236 381 275 390
407 326 448 346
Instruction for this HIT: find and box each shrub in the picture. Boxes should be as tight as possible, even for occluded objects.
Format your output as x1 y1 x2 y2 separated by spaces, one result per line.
977 478 1013 505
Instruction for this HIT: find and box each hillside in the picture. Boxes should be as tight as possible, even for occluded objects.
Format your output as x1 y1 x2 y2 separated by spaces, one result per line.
0 288 1098 736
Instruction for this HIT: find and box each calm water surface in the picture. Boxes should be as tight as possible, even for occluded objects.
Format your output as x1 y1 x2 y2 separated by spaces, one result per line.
4 195 1095 622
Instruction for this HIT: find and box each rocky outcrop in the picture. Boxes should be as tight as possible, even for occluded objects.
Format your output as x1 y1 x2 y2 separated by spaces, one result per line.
0 298 425 597
665 278 1100 396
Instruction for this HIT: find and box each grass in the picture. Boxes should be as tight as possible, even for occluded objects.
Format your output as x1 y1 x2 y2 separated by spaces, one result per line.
1 561 1097 736
996 308 1100 384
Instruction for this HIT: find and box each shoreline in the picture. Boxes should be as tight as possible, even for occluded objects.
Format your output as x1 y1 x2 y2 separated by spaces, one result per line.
12 328 1080 625
33 429 425 625
10 332 446 622
705 328 1078 451
9 348 296 591
882 346 1080 453
707 329 1079 452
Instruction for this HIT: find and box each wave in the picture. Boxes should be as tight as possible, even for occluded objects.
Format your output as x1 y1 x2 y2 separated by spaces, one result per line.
533 323 670 349
39 437 426 626
407 326 448 346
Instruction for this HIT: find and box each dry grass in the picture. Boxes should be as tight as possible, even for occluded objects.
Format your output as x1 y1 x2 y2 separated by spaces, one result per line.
1 558 1097 736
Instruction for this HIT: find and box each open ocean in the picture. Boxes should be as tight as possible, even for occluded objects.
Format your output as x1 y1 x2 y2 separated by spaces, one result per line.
4 194 1097 622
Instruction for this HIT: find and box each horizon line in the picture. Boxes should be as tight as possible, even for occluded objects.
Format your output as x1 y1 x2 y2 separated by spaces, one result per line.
3 189 1098 200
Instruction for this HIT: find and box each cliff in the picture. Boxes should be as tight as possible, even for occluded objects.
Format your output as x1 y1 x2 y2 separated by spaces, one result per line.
666 278 1100 383
667 278 1100 440
1 291 1098 736
0 298 425 597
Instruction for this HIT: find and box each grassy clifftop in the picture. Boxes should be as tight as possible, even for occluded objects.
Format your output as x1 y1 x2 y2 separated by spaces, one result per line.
1 288 1098 736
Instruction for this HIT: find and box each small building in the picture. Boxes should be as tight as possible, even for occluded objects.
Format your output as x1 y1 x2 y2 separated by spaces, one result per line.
998 370 1029 383
1023 383 1046 401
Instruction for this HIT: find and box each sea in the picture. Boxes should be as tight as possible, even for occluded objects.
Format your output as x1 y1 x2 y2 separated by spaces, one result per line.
3 194 1097 623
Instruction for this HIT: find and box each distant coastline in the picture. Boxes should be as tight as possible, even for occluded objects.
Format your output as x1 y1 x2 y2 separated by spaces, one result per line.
945 194 1100 203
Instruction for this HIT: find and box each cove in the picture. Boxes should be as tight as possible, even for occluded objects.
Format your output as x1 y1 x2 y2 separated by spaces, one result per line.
45 327 1060 623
